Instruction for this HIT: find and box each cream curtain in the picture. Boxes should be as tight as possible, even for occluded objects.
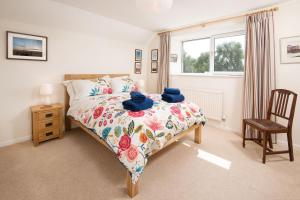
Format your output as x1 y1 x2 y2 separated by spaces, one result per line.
158 32 171 93
243 11 276 137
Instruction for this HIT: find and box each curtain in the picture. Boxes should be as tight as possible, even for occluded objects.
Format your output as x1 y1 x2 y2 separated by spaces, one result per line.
243 11 276 137
158 32 171 93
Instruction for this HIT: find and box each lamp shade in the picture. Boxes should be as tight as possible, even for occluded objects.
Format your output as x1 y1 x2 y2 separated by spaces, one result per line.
39 84 54 96
136 0 173 14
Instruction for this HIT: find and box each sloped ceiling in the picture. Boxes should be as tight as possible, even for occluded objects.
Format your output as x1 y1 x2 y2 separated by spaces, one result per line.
0 0 154 44
52 0 287 31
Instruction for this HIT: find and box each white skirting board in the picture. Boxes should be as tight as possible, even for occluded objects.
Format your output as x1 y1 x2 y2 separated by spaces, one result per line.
205 123 300 150
0 135 31 148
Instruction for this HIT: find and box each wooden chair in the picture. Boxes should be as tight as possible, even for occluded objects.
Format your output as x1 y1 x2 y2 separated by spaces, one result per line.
243 89 297 163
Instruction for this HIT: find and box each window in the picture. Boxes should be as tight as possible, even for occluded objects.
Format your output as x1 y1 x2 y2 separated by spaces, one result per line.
182 38 210 73
182 32 245 75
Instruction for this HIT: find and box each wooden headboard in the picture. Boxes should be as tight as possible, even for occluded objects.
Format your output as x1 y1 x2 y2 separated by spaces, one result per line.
63 74 129 121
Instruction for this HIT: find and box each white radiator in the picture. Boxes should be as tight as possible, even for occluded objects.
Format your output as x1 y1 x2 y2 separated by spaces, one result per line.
181 88 224 121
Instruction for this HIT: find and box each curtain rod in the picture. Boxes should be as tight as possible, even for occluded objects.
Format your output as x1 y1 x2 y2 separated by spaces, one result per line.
157 6 278 35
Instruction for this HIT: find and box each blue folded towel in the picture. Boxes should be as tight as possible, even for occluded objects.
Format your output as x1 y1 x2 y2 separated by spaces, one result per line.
164 88 181 95
130 91 146 103
123 98 153 111
162 93 185 103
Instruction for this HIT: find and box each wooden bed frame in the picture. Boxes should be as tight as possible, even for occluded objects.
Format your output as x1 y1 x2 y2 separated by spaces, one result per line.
64 74 203 198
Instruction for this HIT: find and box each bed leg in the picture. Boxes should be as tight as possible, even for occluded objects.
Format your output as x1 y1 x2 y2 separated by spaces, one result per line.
65 117 71 131
127 170 138 198
194 125 202 144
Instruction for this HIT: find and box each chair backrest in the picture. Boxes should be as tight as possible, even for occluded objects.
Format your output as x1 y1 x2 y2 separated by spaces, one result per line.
267 89 297 128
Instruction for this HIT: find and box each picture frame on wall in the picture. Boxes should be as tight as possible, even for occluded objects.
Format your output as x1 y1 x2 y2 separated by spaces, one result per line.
170 54 178 62
134 62 142 74
151 49 158 61
151 61 158 73
135 49 142 61
6 31 48 61
280 36 300 64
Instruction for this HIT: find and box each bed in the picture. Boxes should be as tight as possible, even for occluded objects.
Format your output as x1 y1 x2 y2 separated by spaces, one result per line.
64 74 206 197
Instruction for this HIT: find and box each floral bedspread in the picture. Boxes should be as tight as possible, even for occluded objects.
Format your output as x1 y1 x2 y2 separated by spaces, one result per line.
67 93 206 183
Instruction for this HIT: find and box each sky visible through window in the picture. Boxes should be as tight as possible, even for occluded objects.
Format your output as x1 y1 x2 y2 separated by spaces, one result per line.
215 35 245 53
182 33 245 73
183 35 245 59
183 38 210 59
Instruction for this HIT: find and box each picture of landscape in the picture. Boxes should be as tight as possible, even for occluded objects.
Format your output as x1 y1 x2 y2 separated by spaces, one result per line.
287 43 300 58
13 37 43 57
7 31 47 61
280 36 300 63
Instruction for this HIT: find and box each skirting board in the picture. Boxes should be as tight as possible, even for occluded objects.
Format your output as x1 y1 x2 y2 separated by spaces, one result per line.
206 123 300 150
0 135 31 148
277 140 300 149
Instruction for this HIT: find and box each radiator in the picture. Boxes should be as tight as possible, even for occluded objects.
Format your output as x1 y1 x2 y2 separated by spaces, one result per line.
181 88 224 121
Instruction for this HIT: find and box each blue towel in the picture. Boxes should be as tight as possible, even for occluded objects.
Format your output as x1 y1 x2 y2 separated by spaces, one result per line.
164 88 181 95
162 93 185 103
123 98 153 111
130 91 146 103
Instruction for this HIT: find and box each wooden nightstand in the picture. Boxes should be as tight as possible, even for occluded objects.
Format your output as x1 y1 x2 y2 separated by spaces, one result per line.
31 103 63 146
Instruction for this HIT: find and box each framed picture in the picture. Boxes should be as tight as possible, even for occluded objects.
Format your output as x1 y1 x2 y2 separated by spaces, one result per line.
151 61 158 73
151 49 158 61
280 36 300 64
134 62 142 74
170 54 178 62
7 31 48 61
135 49 142 61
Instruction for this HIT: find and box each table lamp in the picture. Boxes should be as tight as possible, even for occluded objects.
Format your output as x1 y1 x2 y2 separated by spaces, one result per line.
40 83 53 106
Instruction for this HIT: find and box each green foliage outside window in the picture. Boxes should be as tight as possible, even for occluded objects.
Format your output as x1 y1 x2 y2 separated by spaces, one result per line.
182 41 244 73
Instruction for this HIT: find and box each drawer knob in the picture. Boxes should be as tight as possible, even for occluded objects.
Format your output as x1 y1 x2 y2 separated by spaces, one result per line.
46 132 53 136
45 122 53 127
45 113 53 118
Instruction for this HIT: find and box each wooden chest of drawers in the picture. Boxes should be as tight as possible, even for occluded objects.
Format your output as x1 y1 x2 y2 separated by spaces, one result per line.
31 103 63 146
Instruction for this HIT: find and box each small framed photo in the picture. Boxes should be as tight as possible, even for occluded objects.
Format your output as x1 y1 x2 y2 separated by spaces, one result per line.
151 61 158 73
7 31 48 61
134 62 142 74
280 36 300 64
151 49 158 61
135 49 142 61
170 54 178 63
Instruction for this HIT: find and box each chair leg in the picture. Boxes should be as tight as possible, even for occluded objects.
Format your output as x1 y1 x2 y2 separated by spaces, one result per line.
242 120 246 148
258 131 262 143
287 131 294 162
262 133 267 164
268 134 273 149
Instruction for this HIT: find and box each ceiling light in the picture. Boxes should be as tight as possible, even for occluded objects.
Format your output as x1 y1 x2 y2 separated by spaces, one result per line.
136 0 173 14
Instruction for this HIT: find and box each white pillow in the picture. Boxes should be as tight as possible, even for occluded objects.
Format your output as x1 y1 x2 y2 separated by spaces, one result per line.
62 81 75 105
71 80 112 99
111 77 138 93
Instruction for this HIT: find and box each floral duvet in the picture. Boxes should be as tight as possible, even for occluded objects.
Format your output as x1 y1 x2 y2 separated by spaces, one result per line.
67 93 206 183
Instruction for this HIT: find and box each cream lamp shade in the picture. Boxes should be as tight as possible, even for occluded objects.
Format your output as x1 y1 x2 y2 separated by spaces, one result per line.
40 84 53 105
136 0 173 14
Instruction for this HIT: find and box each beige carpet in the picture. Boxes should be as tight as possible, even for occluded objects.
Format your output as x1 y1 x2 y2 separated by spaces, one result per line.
0 126 300 200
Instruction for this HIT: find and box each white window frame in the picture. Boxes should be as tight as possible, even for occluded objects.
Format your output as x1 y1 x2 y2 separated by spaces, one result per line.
181 31 246 76
181 37 211 74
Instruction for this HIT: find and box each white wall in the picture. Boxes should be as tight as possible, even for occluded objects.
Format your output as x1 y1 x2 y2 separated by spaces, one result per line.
146 35 160 93
146 0 300 146
0 0 154 146
274 0 300 147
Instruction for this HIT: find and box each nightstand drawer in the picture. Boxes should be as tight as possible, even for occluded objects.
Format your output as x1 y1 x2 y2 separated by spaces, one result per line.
37 110 59 120
39 129 60 142
37 119 60 131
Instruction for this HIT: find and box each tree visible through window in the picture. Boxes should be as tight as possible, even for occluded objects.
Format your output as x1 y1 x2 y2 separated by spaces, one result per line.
182 32 245 74
182 38 210 73
214 35 245 72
